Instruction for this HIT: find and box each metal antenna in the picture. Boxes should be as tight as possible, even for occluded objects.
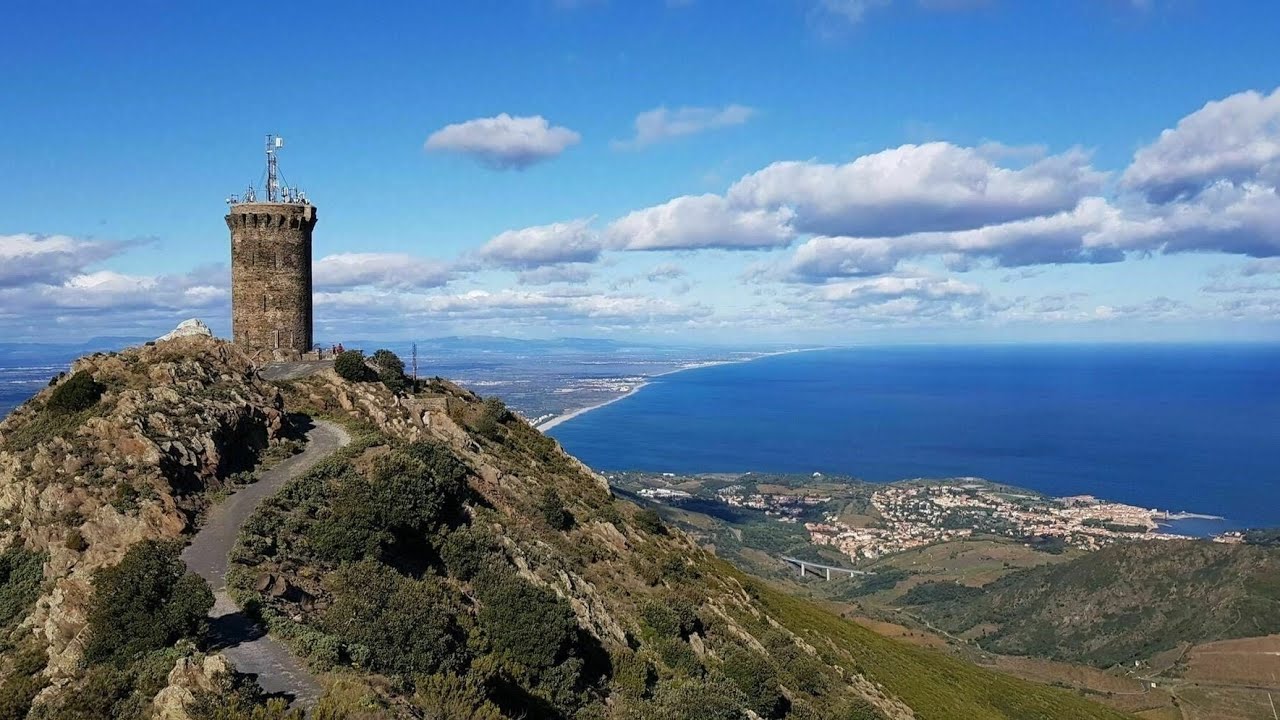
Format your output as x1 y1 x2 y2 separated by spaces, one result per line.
412 342 419 391
265 134 281 202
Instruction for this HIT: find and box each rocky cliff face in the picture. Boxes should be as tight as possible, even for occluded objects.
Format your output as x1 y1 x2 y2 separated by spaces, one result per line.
0 336 290 683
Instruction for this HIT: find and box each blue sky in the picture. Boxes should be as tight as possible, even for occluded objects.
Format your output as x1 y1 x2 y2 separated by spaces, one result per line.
2 0 1279 344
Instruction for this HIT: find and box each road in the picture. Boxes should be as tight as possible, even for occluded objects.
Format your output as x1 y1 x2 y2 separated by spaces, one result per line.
181 418 350 709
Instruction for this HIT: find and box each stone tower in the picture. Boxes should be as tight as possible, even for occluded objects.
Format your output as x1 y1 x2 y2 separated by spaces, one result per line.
225 136 316 359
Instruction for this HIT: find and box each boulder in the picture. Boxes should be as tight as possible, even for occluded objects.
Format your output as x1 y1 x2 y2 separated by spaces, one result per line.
156 319 213 343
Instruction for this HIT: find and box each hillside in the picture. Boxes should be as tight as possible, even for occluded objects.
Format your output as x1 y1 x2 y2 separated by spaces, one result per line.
901 539 1280 667
0 338 1132 719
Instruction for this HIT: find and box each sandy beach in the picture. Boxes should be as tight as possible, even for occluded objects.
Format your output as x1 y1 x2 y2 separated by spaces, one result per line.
534 347 822 432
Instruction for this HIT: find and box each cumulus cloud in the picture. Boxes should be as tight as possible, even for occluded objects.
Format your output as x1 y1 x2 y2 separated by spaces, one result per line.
815 273 984 303
314 252 453 290
605 194 795 251
0 234 132 288
480 219 603 269
424 114 580 170
779 198 1128 280
728 143 1106 237
1122 87 1280 202
315 287 710 330
615 104 755 148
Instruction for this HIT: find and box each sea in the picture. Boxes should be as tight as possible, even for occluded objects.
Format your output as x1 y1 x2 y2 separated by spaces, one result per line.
549 344 1280 532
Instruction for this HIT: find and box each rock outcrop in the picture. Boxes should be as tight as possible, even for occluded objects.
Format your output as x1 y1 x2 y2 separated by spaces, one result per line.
156 319 214 343
0 336 291 690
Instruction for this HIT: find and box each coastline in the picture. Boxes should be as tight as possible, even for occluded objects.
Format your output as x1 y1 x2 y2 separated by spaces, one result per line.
534 347 824 432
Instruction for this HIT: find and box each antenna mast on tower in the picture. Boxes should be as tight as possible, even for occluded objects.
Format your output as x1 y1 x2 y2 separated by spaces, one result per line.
265 134 284 202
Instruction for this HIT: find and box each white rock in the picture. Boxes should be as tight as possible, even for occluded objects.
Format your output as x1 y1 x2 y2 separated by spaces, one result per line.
157 319 213 342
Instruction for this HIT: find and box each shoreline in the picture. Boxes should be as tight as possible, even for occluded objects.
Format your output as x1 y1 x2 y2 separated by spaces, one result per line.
534 347 824 432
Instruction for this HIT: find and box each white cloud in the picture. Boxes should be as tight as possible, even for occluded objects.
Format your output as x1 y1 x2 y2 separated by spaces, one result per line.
1122 87 1280 203
480 219 603 268
615 104 755 148
0 234 132 288
424 114 581 170
605 194 795 251
516 264 594 285
814 273 984 303
314 252 453 290
728 143 1105 237
646 263 687 281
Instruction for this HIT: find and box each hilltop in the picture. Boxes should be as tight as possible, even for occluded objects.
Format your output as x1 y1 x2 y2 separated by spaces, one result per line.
0 337 1131 719
900 539 1280 668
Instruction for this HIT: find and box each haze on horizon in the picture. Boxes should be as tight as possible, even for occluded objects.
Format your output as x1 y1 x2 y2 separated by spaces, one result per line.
2 1 1279 346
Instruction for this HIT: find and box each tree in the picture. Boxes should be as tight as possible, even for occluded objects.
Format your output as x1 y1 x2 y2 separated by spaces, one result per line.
371 349 408 393
82 540 213 664
47 370 105 413
334 350 375 382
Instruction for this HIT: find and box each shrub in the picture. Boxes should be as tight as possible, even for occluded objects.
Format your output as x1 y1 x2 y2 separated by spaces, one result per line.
721 647 788 718
47 370 105 413
441 525 493 581
334 350 375 382
634 508 666 536
64 529 89 552
82 540 213 664
476 570 580 669
0 642 47 720
643 679 745 720
640 597 700 640
0 546 45 632
371 349 408 393
321 561 467 675
539 488 573 531
474 396 510 440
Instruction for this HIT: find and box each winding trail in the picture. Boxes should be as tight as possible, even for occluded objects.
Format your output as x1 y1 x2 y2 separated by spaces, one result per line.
182 418 350 708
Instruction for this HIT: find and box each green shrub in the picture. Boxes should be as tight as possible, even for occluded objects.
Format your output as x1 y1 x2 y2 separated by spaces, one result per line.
474 397 510 440
441 525 493 581
634 508 666 536
82 540 213 664
640 597 700 639
334 350 375 382
721 647 787 718
47 370 105 413
539 488 573 531
320 561 466 675
0 546 45 632
41 649 177 720
476 570 579 669
0 641 47 720
641 679 746 720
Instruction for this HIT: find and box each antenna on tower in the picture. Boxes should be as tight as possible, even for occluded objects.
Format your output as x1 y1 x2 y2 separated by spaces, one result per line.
265 134 282 202
228 134 306 206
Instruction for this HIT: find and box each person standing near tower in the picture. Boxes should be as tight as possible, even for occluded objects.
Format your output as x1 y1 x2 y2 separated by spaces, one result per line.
225 136 317 361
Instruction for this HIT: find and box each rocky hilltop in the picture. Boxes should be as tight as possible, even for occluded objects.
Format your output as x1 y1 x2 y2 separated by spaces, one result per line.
0 338 1131 719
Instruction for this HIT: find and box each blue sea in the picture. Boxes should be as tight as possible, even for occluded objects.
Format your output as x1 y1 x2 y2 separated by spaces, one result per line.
550 345 1280 531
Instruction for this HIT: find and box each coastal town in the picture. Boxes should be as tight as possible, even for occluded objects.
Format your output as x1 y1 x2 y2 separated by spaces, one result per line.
615 471 1228 566
796 482 1203 561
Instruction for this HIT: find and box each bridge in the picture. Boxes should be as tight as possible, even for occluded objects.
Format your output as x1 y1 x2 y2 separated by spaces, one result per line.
781 555 874 580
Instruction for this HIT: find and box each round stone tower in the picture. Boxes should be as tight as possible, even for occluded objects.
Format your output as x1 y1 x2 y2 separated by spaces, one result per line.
225 136 316 359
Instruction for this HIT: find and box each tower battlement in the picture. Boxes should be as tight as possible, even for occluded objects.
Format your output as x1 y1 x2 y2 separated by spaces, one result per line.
226 138 316 359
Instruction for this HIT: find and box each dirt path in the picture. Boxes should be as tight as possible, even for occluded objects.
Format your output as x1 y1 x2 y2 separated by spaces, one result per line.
182 418 350 708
